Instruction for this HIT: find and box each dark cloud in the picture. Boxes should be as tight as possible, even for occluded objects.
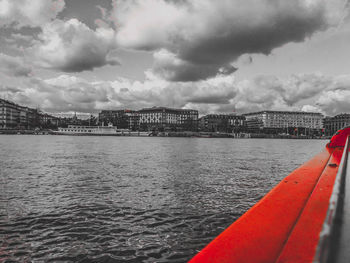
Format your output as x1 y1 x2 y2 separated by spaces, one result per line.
120 88 129 92
115 0 347 81
58 0 113 30
178 6 324 66
187 91 235 104
52 51 119 73
188 96 232 104
0 53 32 77
152 50 232 82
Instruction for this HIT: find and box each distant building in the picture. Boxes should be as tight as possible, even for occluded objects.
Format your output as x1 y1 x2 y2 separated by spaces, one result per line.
99 110 139 130
243 110 324 135
138 107 198 131
0 98 40 129
56 116 85 128
127 111 140 131
198 114 246 133
0 98 86 130
323 114 350 136
39 113 61 128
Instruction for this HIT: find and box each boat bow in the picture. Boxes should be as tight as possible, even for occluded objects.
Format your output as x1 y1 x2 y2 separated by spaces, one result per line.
189 127 350 263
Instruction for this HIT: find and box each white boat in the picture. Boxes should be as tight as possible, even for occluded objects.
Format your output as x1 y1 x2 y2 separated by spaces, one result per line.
52 123 119 136
51 123 151 136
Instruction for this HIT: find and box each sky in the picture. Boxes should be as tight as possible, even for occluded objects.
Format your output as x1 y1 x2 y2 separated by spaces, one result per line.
0 0 349 117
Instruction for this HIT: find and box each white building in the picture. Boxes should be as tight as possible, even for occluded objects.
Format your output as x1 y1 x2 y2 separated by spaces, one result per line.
244 111 324 134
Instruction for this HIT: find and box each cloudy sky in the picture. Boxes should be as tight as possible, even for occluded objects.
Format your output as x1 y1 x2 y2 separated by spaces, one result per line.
0 0 349 116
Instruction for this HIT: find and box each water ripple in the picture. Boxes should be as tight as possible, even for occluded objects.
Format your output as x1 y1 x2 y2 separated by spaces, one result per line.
0 136 325 262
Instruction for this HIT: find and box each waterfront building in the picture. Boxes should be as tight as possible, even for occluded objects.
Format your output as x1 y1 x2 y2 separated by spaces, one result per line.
124 110 140 131
243 110 324 135
39 113 61 128
323 114 350 136
55 116 88 128
0 98 78 129
198 114 246 133
0 98 40 129
138 107 198 132
99 110 140 130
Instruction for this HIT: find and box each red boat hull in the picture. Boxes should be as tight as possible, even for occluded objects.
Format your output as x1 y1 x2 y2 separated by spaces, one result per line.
190 127 350 263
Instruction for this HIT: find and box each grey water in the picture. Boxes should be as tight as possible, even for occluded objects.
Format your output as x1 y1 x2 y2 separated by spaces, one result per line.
0 136 325 262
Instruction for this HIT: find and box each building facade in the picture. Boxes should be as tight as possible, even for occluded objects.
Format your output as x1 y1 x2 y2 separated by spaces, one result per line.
198 114 246 133
138 107 198 131
0 98 68 129
39 113 61 128
323 114 350 136
243 111 324 135
99 110 139 130
0 98 40 129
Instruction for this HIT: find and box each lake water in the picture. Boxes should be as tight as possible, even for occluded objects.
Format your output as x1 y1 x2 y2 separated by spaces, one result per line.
0 136 326 262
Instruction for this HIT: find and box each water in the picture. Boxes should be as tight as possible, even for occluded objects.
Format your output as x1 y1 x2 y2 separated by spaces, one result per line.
0 136 326 262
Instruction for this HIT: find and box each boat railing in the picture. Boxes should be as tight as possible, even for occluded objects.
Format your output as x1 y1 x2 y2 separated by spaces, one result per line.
314 134 349 263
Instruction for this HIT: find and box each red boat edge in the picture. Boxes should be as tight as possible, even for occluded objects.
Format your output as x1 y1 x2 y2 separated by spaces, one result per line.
189 127 350 263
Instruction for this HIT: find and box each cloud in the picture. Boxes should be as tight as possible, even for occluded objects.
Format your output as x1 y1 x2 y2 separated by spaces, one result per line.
152 49 237 81
0 86 22 93
1 72 349 116
232 73 350 115
281 74 332 105
10 75 111 112
301 104 321 113
0 73 236 113
232 76 287 113
11 33 34 43
315 75 350 115
32 19 118 72
113 0 348 81
316 90 350 115
0 0 65 28
0 53 32 77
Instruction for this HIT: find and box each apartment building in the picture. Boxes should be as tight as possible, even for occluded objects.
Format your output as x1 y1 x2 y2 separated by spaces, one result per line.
99 110 140 130
0 98 40 129
138 107 198 131
323 114 350 136
198 114 246 133
244 110 324 134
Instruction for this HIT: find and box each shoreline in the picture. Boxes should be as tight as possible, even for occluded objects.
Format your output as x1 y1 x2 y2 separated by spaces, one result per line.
0 129 329 139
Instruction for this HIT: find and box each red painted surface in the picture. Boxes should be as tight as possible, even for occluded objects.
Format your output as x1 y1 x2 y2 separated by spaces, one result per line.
190 127 350 263
276 148 342 263
189 149 333 263
327 126 350 148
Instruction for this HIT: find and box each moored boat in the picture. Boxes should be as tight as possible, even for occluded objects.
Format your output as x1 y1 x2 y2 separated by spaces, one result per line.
51 123 119 136
50 123 151 136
